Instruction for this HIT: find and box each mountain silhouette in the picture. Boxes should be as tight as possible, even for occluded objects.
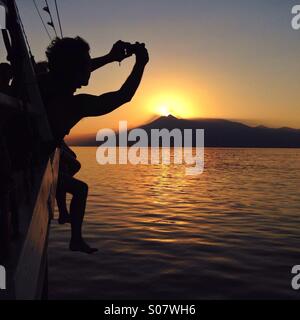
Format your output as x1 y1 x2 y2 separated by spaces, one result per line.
68 116 300 148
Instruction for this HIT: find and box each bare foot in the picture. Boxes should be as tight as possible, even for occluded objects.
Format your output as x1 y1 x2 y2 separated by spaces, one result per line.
69 239 98 254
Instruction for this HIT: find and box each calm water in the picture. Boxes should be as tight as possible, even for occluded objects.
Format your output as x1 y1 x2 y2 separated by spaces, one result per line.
49 148 300 299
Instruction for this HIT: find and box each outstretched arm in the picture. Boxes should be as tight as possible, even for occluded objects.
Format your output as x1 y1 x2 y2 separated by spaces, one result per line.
75 43 149 118
91 41 132 72
91 54 115 72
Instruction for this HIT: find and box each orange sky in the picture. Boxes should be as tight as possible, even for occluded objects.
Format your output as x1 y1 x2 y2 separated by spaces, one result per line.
2 1 300 140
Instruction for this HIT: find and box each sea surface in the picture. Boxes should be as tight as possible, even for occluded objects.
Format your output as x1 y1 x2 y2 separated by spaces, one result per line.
49 147 300 299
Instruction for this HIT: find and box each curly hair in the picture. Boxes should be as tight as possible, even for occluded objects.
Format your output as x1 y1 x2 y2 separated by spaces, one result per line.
46 37 90 72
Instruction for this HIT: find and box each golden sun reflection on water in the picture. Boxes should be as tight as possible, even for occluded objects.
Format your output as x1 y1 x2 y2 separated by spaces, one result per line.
49 147 300 299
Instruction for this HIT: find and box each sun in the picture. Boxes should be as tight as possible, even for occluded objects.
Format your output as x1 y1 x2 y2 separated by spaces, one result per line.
158 105 171 117
147 90 196 119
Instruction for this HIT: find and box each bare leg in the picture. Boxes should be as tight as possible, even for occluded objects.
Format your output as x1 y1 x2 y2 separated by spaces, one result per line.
59 174 97 254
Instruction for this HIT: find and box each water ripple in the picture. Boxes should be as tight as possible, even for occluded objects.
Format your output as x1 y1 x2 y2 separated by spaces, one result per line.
49 148 300 299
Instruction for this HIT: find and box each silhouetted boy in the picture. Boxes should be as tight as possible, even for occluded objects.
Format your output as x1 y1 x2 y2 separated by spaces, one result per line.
39 37 149 253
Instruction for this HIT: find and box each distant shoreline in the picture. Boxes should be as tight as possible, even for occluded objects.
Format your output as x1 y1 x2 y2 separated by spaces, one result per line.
66 116 300 148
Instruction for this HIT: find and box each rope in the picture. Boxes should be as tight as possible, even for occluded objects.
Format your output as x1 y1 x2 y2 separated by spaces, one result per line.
54 0 63 38
15 1 34 58
44 0 58 38
32 0 52 40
